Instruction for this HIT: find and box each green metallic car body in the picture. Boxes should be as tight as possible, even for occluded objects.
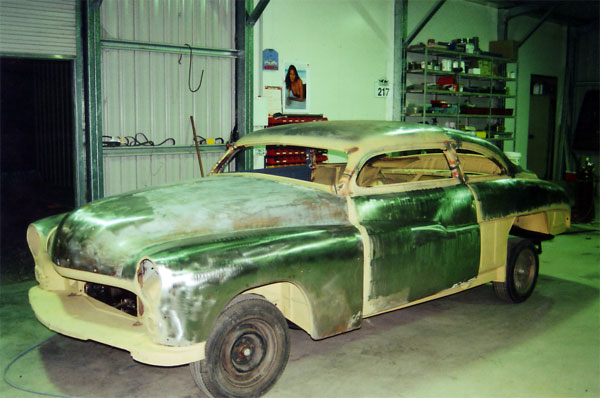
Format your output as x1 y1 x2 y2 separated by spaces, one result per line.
28 121 570 392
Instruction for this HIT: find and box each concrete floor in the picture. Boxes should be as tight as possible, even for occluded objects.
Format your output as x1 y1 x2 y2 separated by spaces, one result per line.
1 228 598 398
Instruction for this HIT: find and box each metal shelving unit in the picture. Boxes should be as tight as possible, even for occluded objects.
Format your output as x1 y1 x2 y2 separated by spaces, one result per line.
403 46 518 146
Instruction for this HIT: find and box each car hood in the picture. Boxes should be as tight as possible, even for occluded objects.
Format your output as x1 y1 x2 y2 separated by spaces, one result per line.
51 174 349 278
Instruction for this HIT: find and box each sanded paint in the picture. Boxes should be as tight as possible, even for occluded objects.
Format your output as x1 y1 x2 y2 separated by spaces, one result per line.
144 226 363 345
50 174 350 279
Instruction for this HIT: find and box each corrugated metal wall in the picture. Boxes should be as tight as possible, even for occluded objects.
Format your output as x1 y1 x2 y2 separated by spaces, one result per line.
100 0 235 196
101 0 233 48
0 0 76 57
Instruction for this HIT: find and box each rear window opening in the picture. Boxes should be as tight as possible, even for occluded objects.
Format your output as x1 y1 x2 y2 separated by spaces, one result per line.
218 145 348 187
356 148 508 187
85 282 138 317
456 149 506 176
357 149 452 187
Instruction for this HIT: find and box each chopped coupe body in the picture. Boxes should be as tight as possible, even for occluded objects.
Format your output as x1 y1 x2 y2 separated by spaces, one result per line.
28 121 570 397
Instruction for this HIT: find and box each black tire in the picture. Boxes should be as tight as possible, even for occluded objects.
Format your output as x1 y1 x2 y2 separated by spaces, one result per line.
190 294 290 398
494 238 539 303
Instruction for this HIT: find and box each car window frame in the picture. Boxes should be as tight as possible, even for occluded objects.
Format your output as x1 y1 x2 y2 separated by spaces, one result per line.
349 140 466 196
210 143 351 194
456 142 511 183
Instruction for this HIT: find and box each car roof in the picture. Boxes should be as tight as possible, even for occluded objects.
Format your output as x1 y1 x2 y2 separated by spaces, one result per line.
238 120 499 154
233 121 520 177
239 121 432 150
236 120 504 157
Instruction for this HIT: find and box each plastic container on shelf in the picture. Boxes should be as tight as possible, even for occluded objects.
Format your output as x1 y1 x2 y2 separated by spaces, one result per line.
504 151 521 165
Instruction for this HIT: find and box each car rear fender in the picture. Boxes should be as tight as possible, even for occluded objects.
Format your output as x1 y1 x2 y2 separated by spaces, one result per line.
468 178 571 222
468 178 570 281
511 210 571 238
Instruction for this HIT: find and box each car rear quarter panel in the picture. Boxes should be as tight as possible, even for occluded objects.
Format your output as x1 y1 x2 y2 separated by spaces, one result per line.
469 177 571 278
468 178 570 221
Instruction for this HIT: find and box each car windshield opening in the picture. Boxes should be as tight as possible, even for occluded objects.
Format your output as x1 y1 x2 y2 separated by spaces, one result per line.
218 145 348 187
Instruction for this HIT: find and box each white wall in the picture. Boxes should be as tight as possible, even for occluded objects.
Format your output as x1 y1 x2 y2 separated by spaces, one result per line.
407 0 497 49
254 0 395 121
253 0 568 169
253 0 499 123
505 16 567 168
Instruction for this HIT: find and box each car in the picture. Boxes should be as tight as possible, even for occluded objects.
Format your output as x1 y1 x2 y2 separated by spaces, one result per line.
28 121 570 397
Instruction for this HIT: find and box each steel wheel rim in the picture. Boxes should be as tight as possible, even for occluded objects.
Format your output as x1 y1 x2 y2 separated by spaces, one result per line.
513 249 536 295
221 319 278 388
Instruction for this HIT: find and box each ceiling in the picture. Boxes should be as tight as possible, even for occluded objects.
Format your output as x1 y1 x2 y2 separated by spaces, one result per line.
465 0 600 27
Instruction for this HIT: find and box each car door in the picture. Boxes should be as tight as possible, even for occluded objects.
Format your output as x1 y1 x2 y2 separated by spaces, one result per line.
350 144 481 316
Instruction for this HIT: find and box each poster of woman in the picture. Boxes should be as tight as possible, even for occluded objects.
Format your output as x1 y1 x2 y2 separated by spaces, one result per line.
283 62 309 113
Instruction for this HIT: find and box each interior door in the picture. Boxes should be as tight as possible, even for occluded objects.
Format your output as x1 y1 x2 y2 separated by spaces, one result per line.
527 75 557 179
352 148 481 315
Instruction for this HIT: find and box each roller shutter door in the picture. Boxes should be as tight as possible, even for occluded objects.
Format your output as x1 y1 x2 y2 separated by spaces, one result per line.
0 0 76 58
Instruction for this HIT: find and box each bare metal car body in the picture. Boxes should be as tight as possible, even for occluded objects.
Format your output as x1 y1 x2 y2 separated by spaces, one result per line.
28 121 570 394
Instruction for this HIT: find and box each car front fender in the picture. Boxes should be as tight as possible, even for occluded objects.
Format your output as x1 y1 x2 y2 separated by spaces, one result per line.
142 225 364 346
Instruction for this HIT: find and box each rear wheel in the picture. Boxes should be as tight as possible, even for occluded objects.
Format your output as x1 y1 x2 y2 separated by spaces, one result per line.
494 238 539 303
190 294 290 398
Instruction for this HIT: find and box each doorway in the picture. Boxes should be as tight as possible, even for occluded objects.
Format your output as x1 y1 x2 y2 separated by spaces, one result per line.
527 74 558 179
0 57 75 283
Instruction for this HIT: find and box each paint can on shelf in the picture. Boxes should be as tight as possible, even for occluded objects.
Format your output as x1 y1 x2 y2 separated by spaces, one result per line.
441 59 452 71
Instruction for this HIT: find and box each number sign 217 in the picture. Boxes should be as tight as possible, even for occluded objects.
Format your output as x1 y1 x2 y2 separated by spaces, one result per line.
375 82 391 98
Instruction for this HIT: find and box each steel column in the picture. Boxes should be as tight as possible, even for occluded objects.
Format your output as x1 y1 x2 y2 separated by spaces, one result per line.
235 0 249 139
247 0 270 28
502 4 541 40
234 0 254 170
405 0 446 46
83 1 104 201
74 0 86 206
518 5 558 48
393 0 407 121
245 0 254 137
554 27 577 180
497 8 507 40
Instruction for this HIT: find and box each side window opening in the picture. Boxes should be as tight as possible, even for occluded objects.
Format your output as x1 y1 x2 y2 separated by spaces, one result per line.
456 149 506 176
218 145 348 188
356 149 452 187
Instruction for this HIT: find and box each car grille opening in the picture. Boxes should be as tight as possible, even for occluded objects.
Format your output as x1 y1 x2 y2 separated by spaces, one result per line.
85 282 138 317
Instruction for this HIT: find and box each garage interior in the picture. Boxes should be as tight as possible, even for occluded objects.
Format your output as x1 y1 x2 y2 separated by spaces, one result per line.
0 1 598 397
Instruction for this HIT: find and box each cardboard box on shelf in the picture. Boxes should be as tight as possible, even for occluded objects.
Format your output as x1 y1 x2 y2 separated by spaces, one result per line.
467 60 492 75
489 40 518 60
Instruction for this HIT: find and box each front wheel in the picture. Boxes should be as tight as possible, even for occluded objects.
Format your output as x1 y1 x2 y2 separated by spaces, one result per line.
190 294 290 398
493 238 539 303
